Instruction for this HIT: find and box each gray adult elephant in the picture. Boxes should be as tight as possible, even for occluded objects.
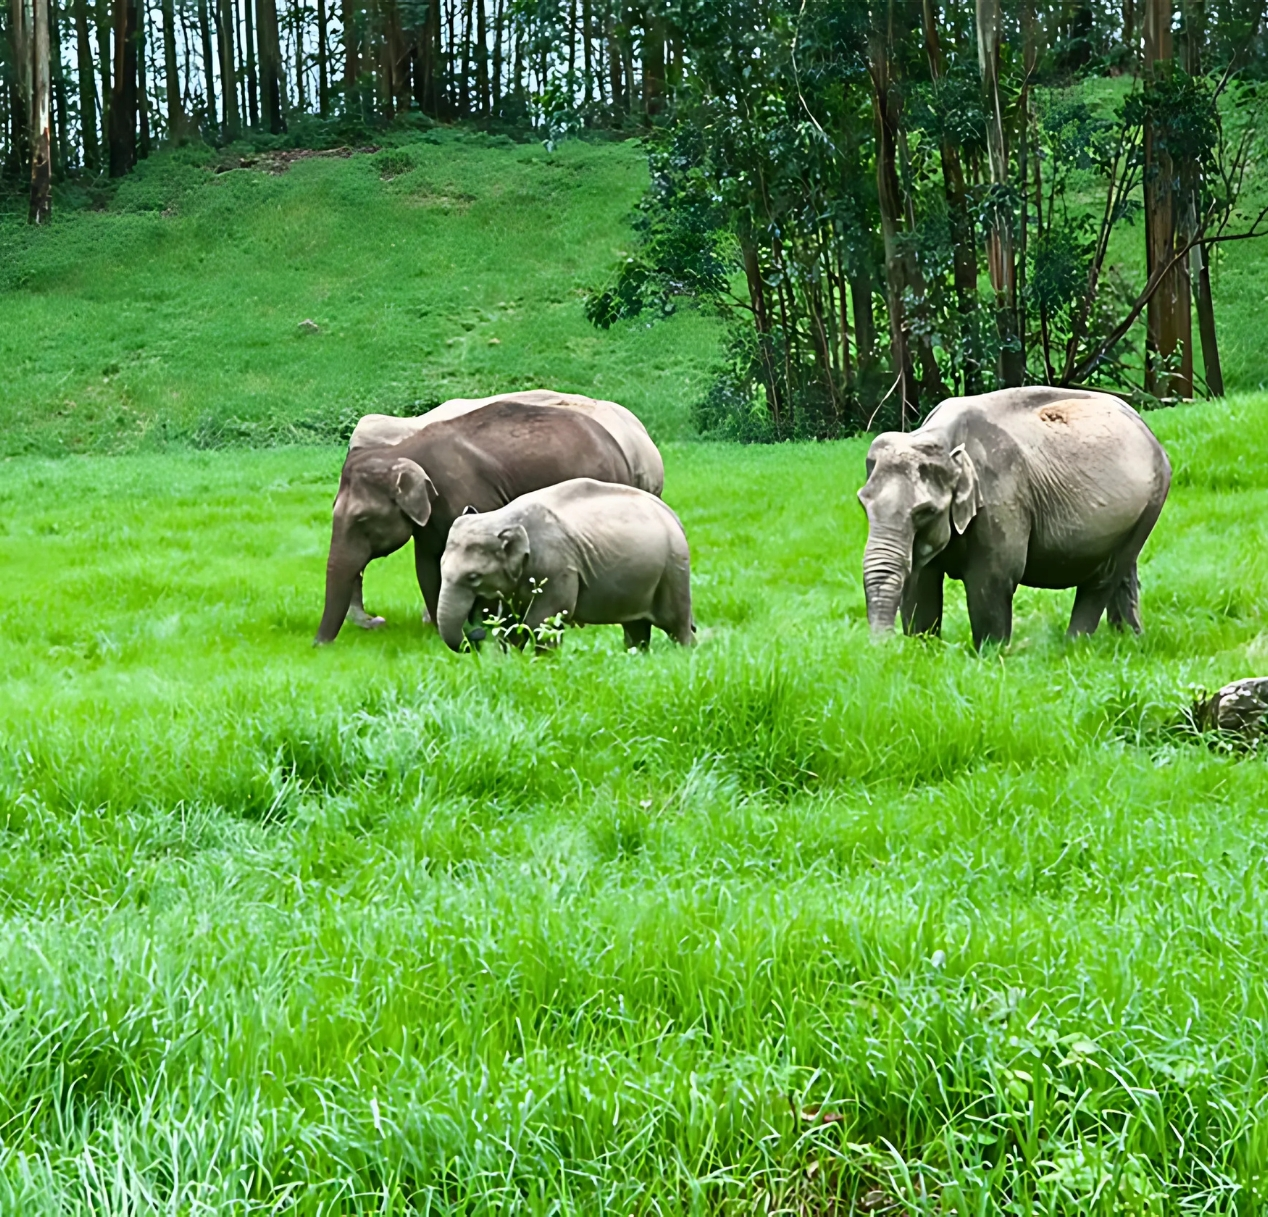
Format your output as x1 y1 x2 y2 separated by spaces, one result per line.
857 386 1171 647
315 401 637 644
343 389 664 629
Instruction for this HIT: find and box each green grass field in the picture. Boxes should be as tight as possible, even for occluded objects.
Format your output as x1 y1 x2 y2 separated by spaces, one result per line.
5 135 1268 1212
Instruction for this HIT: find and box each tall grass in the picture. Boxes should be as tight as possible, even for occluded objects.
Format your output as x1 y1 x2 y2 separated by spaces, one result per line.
0 399 1266 1209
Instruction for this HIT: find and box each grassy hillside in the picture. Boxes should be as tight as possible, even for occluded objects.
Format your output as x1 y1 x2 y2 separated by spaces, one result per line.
4 129 1268 462
3 396 1268 1209
0 133 721 456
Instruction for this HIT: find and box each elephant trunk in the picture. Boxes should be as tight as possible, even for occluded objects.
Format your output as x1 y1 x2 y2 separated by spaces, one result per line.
315 537 372 645
437 582 479 652
862 524 913 634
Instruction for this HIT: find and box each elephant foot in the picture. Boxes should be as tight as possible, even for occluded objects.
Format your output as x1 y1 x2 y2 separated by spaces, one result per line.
346 607 387 630
467 626 487 644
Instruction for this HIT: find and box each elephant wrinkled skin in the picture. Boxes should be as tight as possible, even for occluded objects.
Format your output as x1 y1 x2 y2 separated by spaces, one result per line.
857 386 1172 647
315 402 638 645
437 479 694 652
343 390 664 629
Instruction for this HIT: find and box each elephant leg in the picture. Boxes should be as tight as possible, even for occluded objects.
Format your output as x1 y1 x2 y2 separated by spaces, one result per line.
902 565 944 636
345 571 387 630
1106 560 1142 633
414 548 441 628
1068 580 1115 636
623 620 653 650
964 573 1016 648
651 564 695 646
1102 506 1160 635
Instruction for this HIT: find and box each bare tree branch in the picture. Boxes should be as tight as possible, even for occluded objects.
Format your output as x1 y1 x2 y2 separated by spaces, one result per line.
1070 206 1268 384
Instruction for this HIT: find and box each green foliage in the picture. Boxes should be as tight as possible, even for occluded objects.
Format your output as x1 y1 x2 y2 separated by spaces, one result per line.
1124 64 1220 171
585 130 734 329
2 398 1268 1207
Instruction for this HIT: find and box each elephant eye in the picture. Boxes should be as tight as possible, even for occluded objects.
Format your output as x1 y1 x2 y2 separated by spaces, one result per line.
467 572 480 583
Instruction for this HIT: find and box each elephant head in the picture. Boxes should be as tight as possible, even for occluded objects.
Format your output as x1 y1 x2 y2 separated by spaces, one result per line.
857 433 981 633
436 516 530 651
315 452 436 644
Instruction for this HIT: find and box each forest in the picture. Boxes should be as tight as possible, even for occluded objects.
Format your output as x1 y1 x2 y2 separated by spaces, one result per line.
5 0 1268 436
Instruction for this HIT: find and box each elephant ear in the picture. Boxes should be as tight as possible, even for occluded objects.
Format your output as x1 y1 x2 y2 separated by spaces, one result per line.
950 444 981 534
390 458 436 527
498 524 530 582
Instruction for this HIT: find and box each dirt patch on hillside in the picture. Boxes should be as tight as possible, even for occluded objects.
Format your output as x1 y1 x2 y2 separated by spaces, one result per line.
215 146 382 175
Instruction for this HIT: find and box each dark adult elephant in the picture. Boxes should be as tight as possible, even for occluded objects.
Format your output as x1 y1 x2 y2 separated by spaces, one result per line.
857 386 1171 647
314 401 635 644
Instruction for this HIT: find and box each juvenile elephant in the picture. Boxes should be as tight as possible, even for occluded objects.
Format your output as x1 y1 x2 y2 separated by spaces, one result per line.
437 479 694 651
344 390 664 629
857 386 1171 647
315 402 638 645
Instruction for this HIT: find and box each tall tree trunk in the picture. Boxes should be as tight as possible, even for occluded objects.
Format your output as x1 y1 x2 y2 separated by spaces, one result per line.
620 26 632 118
642 12 663 118
257 0 284 129
97 0 111 152
293 0 306 112
607 13 621 119
51 0 69 172
595 17 607 108
216 0 239 133
342 0 356 111
849 266 876 370
1143 0 1192 399
1192 241 1221 395
29 0 52 221
741 234 784 417
160 0 185 137
137 0 149 155
10 0 33 179
360 0 373 119
567 0 576 86
512 10 523 111
490 0 501 114
458 0 471 115
1182 0 1220 394
1122 0 1137 64
977 0 1023 386
74 0 100 167
1016 0 1041 382
476 0 487 115
446 0 456 115
108 0 136 174
197 0 217 131
180 5 194 110
418 0 439 114
315 0 327 111
920 0 979 391
869 25 917 423
244 0 258 122
581 0 591 108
